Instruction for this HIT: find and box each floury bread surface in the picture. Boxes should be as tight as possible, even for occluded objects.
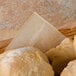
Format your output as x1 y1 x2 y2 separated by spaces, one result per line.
0 47 54 76
46 38 76 76
61 60 76 76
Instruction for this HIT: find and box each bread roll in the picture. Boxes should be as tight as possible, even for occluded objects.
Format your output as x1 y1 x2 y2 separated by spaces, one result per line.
61 60 76 76
0 47 54 76
46 38 76 76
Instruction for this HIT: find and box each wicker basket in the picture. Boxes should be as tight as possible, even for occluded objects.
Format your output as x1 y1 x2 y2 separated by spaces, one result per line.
59 27 76 39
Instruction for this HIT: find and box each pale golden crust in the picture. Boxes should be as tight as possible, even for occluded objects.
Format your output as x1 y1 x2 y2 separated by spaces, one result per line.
61 60 76 76
0 47 54 76
46 38 76 76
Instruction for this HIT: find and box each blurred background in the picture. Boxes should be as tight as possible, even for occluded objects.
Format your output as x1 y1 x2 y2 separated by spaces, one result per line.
0 0 76 40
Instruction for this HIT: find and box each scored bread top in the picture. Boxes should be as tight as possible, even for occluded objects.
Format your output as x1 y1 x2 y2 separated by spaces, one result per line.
0 47 54 76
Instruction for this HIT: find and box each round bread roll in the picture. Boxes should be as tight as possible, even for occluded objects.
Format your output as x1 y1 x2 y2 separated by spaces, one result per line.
61 60 76 76
46 38 76 76
0 47 54 76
